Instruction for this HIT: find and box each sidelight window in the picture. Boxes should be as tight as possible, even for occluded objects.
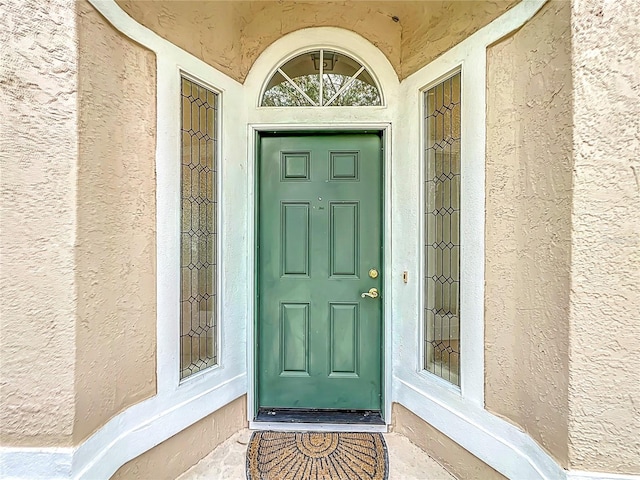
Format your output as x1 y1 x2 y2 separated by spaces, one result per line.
261 49 382 107
180 76 219 379
423 71 461 386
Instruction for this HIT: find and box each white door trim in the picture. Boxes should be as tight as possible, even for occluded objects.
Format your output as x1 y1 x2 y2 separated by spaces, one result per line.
246 123 393 430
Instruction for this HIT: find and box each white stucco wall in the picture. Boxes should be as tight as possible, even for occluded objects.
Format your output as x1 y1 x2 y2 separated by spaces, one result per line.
568 0 640 474
0 0 77 447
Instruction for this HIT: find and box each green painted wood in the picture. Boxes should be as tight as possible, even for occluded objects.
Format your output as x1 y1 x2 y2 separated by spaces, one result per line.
258 134 383 410
281 203 310 275
281 303 309 374
330 303 358 374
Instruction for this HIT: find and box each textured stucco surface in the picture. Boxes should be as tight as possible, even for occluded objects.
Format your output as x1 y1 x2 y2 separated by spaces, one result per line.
114 1 518 83
568 0 640 473
400 0 519 78
74 0 157 443
3 1 639 477
112 396 247 480
0 0 78 447
485 0 571 466
115 0 400 82
392 403 506 480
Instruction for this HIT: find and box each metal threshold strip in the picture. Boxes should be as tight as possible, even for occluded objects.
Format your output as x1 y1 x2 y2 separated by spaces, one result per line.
254 408 385 425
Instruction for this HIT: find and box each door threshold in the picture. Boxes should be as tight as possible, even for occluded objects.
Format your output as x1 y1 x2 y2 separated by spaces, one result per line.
249 421 388 433
251 409 387 432
255 408 384 425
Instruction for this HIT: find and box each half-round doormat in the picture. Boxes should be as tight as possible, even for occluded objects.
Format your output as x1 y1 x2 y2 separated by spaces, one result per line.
246 431 388 480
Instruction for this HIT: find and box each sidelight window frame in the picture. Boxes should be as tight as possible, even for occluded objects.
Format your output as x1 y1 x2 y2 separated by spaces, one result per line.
178 71 223 382
421 68 463 388
414 52 485 407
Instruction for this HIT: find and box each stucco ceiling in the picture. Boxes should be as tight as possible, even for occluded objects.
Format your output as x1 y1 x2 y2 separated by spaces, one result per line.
115 1 521 82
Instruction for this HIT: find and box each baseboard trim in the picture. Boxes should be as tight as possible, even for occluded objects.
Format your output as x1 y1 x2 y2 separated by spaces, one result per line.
566 471 640 480
395 378 564 480
0 447 73 480
395 379 640 480
3 378 637 480
0 374 246 479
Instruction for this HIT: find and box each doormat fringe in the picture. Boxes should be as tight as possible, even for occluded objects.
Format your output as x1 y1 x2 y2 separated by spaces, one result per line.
246 431 388 480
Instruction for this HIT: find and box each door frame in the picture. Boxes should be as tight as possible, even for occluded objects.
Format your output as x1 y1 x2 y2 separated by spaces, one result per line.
247 123 392 431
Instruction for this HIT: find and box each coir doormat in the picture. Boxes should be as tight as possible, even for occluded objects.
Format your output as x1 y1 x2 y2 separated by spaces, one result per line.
246 431 388 480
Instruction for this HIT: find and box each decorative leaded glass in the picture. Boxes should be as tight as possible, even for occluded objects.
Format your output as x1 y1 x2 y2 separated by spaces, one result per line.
261 50 382 107
180 77 218 379
424 72 461 386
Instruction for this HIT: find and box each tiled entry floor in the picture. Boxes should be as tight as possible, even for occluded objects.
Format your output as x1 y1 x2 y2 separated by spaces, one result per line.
178 429 456 480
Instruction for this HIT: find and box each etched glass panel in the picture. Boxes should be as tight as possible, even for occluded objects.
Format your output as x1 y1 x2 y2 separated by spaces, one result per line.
261 50 382 107
424 72 461 386
180 77 218 379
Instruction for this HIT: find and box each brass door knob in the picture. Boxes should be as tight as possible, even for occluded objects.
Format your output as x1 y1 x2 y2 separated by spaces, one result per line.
361 288 379 299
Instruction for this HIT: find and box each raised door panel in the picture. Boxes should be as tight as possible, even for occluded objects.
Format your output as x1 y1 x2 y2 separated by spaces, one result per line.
330 303 359 376
281 202 310 277
330 202 359 278
280 303 310 375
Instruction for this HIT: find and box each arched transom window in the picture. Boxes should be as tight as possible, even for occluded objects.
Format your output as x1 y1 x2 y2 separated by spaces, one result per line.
261 49 383 107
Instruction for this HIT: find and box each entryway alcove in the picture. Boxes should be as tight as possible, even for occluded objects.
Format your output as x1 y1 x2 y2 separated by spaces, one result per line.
8 2 621 480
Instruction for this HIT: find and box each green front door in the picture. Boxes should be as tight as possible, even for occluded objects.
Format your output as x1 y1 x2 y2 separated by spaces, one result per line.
257 133 383 411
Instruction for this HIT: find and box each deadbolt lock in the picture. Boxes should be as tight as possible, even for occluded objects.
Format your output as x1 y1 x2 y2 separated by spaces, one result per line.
368 268 379 279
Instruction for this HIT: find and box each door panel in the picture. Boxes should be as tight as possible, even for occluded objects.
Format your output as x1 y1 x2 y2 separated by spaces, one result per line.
330 202 359 277
280 302 310 375
281 203 310 276
258 134 382 411
330 303 359 375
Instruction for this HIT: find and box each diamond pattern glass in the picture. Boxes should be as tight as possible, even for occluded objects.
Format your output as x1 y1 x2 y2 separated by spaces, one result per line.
424 72 461 386
180 77 218 379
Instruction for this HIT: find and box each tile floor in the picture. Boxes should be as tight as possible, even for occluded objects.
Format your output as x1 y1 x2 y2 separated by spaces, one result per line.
178 429 456 480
